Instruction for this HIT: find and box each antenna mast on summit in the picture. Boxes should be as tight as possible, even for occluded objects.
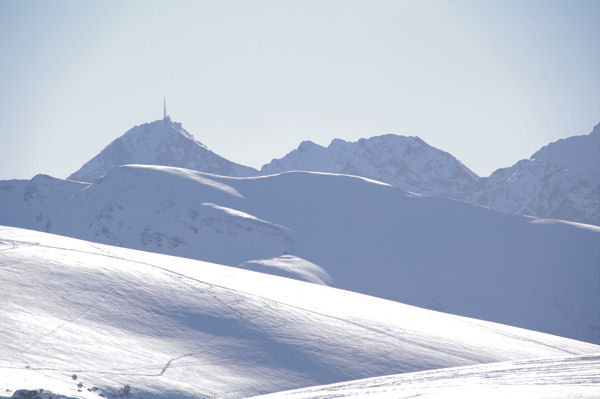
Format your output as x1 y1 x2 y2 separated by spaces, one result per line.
163 98 167 119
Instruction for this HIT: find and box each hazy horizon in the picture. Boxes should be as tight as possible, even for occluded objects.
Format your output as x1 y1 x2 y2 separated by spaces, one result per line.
1 0 599 180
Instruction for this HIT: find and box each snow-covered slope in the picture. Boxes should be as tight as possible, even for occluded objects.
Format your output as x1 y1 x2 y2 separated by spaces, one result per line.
1 166 599 344
1 226 598 398
0 174 87 231
472 124 600 226
261 134 479 199
68 117 257 182
250 353 600 399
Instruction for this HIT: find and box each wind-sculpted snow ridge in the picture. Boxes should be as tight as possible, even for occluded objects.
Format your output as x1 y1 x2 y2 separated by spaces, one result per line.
0 166 599 344
261 134 479 199
68 118 257 182
472 123 600 226
250 353 600 399
0 227 598 398
239 255 333 286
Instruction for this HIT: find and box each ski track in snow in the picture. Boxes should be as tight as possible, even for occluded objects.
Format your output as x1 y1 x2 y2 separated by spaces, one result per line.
250 353 600 399
2 239 443 367
1 236 576 365
1 227 598 399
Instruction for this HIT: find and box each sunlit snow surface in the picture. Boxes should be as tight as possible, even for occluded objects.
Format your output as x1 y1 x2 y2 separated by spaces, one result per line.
250 354 600 399
1 166 599 344
1 227 598 398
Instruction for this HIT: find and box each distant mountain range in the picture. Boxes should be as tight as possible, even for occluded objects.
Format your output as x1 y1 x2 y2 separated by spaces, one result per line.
262 124 600 226
67 118 600 225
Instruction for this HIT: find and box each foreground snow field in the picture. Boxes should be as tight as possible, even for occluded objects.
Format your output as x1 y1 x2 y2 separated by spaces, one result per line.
1 226 598 398
249 353 600 399
2 166 599 344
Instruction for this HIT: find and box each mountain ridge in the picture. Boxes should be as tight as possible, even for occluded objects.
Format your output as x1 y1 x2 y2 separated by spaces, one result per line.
471 123 600 225
64 116 599 225
261 124 600 225
261 133 479 199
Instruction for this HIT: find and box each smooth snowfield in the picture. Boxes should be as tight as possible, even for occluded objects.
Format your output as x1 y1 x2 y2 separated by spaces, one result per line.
249 354 600 399
1 166 599 344
1 227 598 398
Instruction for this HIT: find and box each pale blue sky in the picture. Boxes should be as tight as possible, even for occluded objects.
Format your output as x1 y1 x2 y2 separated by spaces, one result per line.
1 0 598 180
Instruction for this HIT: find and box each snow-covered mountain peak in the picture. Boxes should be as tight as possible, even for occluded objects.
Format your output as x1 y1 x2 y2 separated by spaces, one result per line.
261 133 479 199
328 138 347 148
120 118 206 152
529 123 600 174
68 118 258 182
325 134 429 154
297 140 323 152
472 124 600 225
